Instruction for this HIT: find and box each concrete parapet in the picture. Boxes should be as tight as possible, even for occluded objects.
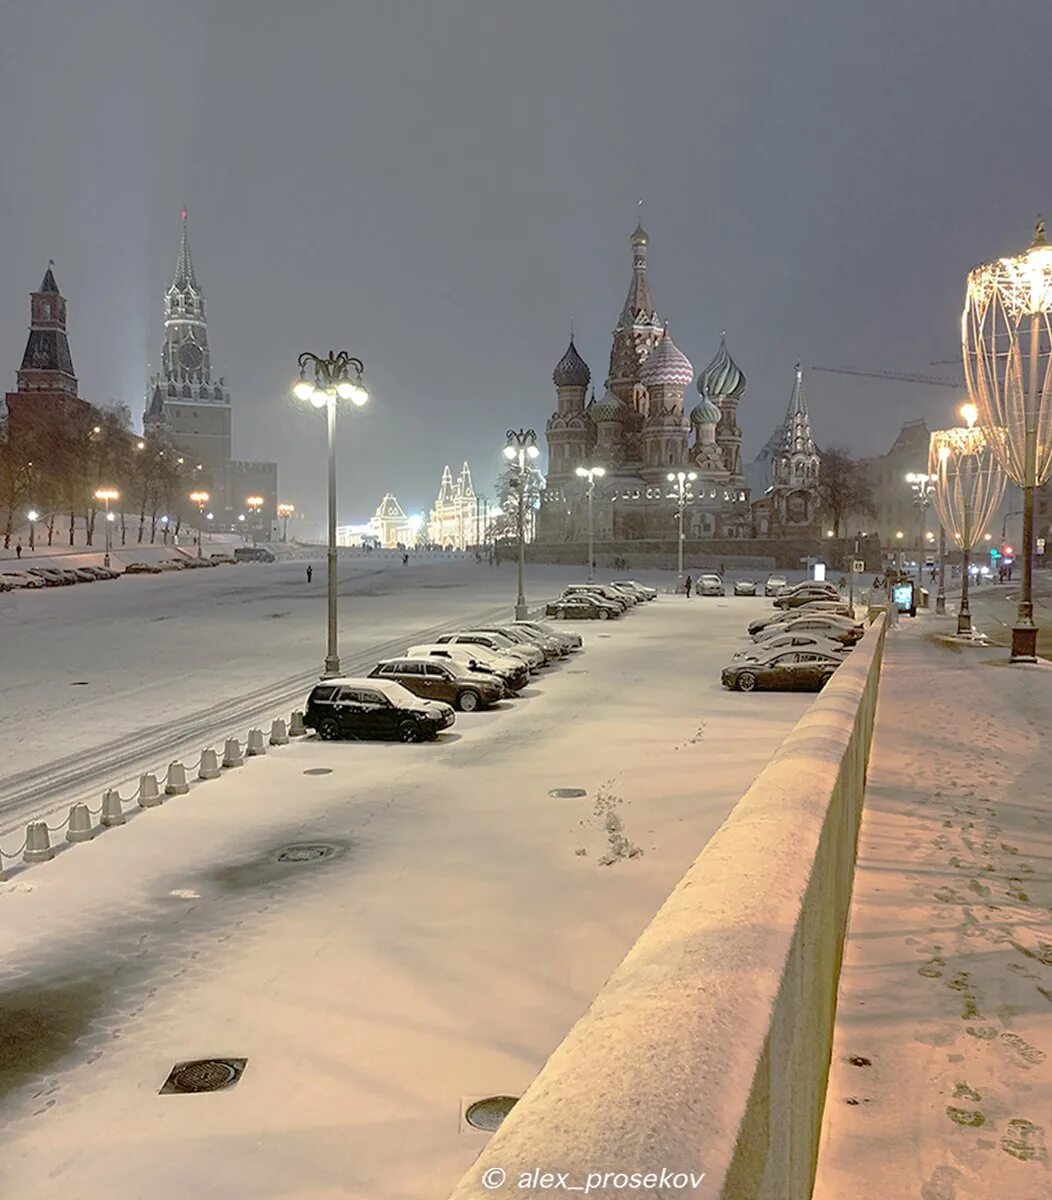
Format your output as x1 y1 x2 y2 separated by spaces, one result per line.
448 616 887 1200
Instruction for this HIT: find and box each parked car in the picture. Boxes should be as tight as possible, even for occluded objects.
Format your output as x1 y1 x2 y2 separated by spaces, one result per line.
0 577 12 592
434 631 544 671
69 567 99 583
234 546 275 563
721 649 845 693
612 579 658 600
562 582 635 609
696 574 725 596
1 571 45 589
209 553 237 565
80 566 119 581
180 556 214 569
547 595 620 620
732 632 851 662
123 561 163 575
752 613 864 646
473 624 565 662
406 643 530 692
157 559 187 571
764 574 789 596
369 658 504 711
733 579 757 596
304 677 455 742
773 589 844 610
512 619 582 651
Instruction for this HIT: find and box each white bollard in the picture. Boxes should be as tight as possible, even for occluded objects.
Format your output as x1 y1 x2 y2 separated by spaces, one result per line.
138 773 162 808
223 738 244 768
289 710 306 737
198 748 221 780
246 728 266 757
269 718 289 746
165 761 190 795
101 789 125 827
23 821 54 863
66 803 94 843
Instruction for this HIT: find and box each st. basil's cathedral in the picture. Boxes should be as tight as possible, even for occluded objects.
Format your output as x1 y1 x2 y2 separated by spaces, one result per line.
537 221 821 545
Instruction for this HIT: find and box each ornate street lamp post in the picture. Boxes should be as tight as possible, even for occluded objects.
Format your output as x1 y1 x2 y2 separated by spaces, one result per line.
930 405 1006 636
93 487 119 568
245 494 264 544
905 472 936 601
963 218 1052 660
504 429 539 620
277 503 295 542
575 464 606 581
189 490 210 558
293 351 368 678
666 470 697 590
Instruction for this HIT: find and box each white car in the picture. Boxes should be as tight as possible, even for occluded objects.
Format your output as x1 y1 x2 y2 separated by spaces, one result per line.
513 619 582 651
407 643 530 691
434 630 544 671
1 570 45 589
696 574 725 596
732 632 850 662
752 613 864 645
764 574 789 596
612 579 658 601
562 583 633 609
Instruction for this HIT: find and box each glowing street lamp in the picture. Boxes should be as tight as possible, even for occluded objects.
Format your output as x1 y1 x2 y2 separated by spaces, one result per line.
905 472 936 599
292 351 369 678
930 404 1006 635
963 218 1052 660
25 507 39 551
189 490 210 558
93 487 120 568
277 502 295 542
666 470 697 590
504 429 540 619
245 494 264 544
575 464 606 580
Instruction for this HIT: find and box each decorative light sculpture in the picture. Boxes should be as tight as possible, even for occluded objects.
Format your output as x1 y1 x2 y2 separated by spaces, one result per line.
962 218 1052 660
929 405 1006 636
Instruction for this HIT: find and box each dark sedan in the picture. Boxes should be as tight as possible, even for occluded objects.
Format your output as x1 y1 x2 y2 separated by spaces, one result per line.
547 595 620 620
722 650 843 693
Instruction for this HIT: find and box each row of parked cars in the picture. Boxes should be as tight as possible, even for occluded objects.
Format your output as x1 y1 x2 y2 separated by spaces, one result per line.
0 563 122 589
545 579 658 619
720 579 866 693
301 580 659 743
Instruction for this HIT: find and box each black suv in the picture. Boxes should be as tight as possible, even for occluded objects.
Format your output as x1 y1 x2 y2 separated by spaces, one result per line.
303 677 454 742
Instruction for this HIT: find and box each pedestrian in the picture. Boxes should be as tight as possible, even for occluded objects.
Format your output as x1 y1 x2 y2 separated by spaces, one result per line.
684 574 693 598
402 552 409 565
15 542 22 559
306 564 313 583
872 575 881 589
719 561 725 577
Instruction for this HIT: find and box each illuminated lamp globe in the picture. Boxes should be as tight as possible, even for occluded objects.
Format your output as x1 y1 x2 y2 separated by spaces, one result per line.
527 444 540 460
503 446 517 461
293 373 316 402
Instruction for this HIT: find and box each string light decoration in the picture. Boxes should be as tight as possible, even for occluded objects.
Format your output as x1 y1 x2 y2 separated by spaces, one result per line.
929 404 1006 635
962 217 1052 659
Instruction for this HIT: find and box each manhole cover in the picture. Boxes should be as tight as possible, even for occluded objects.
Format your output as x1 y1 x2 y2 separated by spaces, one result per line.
276 843 336 863
70 681 90 686
465 1095 518 1131
567 670 587 674
160 1057 246 1095
303 768 333 776
549 788 587 798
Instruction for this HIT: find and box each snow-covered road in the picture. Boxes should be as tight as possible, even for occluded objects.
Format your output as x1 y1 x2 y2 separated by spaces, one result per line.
0 559 605 834
0 588 815 1200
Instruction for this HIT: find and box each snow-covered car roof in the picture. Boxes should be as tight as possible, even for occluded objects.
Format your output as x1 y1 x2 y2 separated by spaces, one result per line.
315 676 431 708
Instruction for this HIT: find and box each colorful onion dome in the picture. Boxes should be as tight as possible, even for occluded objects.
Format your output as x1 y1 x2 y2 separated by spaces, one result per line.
639 327 694 389
699 334 746 399
552 337 591 389
690 395 722 426
588 388 626 422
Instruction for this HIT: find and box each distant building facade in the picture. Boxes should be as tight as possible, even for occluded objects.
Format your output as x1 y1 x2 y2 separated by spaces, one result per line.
372 493 413 548
428 463 478 549
750 366 822 535
538 223 752 545
144 211 277 530
853 419 930 548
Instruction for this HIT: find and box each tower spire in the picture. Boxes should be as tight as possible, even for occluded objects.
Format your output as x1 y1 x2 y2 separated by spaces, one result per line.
173 207 197 290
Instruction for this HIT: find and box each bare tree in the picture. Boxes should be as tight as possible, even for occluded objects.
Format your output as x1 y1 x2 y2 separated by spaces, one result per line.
817 446 875 537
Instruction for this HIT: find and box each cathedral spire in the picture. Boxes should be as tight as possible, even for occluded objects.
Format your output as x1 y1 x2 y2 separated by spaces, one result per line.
783 364 816 457
172 207 198 291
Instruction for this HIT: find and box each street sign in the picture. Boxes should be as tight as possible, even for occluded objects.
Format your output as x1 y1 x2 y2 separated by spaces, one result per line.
852 559 865 574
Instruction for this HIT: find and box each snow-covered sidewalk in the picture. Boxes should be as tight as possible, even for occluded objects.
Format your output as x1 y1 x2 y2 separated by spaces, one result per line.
815 617 1052 1198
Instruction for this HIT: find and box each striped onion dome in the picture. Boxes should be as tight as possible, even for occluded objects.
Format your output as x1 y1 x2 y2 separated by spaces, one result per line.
699 334 746 399
552 338 591 388
639 328 694 389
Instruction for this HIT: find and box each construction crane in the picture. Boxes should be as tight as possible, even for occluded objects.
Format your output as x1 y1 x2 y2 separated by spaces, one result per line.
811 365 964 388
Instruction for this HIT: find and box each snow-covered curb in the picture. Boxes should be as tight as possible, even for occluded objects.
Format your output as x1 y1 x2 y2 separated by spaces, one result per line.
448 616 888 1200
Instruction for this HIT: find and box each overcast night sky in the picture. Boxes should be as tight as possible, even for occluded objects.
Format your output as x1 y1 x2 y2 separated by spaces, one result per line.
1 1 1050 526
